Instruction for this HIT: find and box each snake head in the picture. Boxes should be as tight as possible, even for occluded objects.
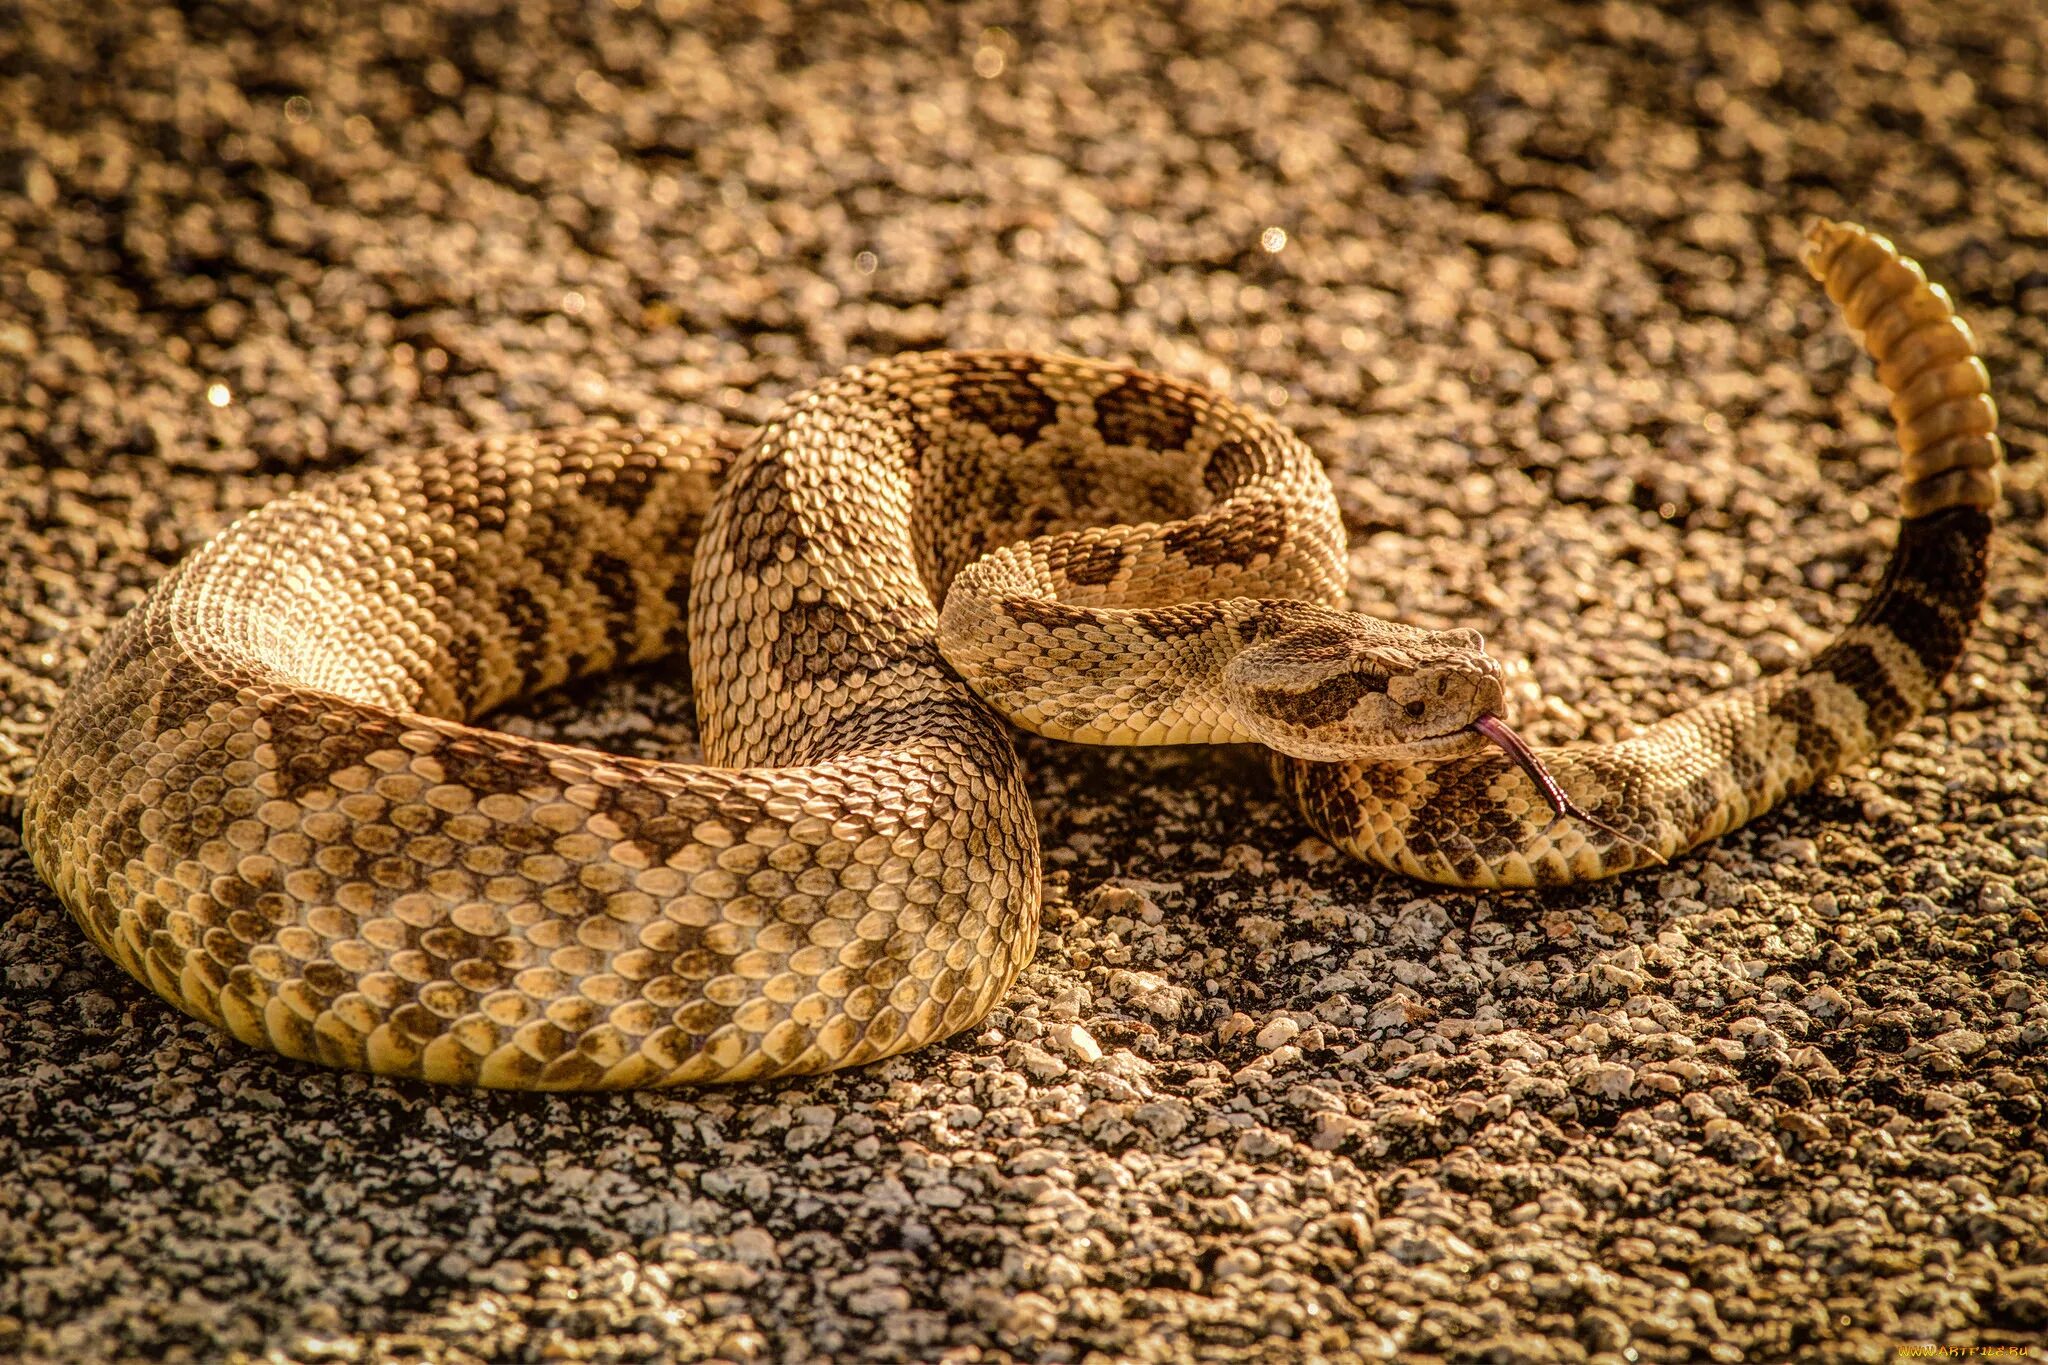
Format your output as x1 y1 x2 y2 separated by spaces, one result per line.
1220 603 1509 761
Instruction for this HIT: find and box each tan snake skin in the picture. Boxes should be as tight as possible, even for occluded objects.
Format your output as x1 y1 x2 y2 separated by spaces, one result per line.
21 221 2001 1086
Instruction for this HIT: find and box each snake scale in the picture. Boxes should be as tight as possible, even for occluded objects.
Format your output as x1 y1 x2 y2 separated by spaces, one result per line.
22 221 2002 1087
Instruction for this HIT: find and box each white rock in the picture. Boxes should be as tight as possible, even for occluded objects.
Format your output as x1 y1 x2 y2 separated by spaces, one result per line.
1048 1023 1102 1064
728 1227 780 1266
1009 1042 1067 1081
1584 1062 1636 1100
1255 1016 1301 1051
1934 1027 1987 1056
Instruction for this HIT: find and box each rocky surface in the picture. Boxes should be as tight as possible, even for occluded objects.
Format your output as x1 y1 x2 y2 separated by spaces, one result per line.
2 1 2045 1361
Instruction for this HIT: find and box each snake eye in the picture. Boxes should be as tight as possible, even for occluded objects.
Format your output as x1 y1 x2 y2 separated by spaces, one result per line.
1405 701 1426 720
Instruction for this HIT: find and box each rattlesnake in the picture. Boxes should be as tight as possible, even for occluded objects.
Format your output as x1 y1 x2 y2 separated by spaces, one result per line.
21 221 2001 1087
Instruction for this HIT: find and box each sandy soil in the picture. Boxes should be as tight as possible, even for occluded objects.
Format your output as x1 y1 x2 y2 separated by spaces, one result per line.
1 1 2044 1361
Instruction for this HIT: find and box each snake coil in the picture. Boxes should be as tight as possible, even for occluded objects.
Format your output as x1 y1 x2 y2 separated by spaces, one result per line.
22 221 1999 1085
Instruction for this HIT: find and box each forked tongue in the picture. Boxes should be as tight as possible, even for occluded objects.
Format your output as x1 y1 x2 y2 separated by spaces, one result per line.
1471 714 1580 818
1469 714 1667 867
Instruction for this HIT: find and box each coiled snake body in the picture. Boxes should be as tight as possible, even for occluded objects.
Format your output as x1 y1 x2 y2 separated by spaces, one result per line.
22 222 2003 1087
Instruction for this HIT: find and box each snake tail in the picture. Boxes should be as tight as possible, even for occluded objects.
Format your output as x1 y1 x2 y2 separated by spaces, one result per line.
1277 219 2002 887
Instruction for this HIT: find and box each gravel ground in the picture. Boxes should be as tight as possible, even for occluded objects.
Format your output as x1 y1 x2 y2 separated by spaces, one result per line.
3 1 2046 1362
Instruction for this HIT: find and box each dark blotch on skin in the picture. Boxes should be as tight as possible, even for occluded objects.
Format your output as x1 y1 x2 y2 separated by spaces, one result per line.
583 779 663 838
943 469 1035 574
1142 601 1227 640
540 1051 612 1089
267 702 407 803
1838 506 1989 679
1664 767 1727 841
1767 686 1843 785
500 583 548 648
773 591 941 679
443 630 485 716
1235 607 1351 658
497 582 552 691
1202 439 1265 498
722 454 812 578
820 695 1024 792
419 925 487 964
587 552 640 626
203 923 251 970
150 668 224 739
675 998 737 1040
1001 596 1073 630
445 452 510 533
1093 378 1198 452
1800 508 1991 752
303 961 352 998
464 488 509 535
1163 501 1288 569
943 361 1060 445
552 881 608 919
1236 602 1293 643
1251 671 1383 728
586 455 660 514
1407 759 1527 867
1129 677 1190 711
590 780 722 867
433 737 558 799
1060 540 1126 587
1815 641 1912 737
95 793 155 881
527 509 584 584
1861 590 1958 683
44 770 97 843
1727 738 1767 798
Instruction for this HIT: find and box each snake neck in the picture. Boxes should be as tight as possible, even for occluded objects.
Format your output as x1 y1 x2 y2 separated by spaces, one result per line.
938 552 1271 748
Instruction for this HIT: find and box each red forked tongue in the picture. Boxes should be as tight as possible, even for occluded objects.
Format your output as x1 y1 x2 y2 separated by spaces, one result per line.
1468 713 1668 867
1470 713 1585 820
